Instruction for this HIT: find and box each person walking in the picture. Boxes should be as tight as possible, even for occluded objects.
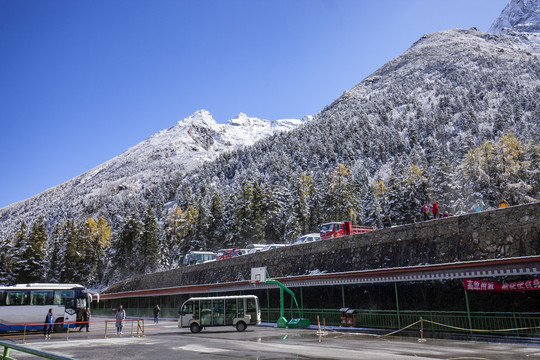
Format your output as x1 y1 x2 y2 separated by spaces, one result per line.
115 305 126 335
421 203 430 221
44 308 54 340
79 307 91 332
153 305 160 324
432 201 439 219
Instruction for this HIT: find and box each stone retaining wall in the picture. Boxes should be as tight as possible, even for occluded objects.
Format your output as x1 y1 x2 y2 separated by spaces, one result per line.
104 202 540 294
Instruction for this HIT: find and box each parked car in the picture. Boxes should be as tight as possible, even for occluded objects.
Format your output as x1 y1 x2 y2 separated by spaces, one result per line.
216 248 242 260
246 244 266 254
260 244 288 252
294 233 321 245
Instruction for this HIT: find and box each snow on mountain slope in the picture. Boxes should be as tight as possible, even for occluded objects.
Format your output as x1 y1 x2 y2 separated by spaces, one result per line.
0 110 304 238
489 0 540 43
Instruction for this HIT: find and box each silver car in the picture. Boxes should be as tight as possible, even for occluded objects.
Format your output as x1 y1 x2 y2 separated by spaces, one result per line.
294 233 321 245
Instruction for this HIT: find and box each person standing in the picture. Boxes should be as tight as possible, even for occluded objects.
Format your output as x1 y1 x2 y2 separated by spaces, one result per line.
383 216 392 228
79 307 91 332
421 203 430 221
473 200 484 212
44 308 54 340
153 305 160 324
432 201 439 219
116 305 126 335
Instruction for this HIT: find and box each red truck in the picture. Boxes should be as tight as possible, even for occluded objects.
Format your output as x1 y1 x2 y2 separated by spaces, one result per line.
320 221 376 240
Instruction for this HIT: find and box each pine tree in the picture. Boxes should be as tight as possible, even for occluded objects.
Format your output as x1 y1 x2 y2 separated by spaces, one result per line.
47 223 64 283
208 192 226 250
294 173 315 234
138 207 160 274
0 236 14 284
385 162 430 225
61 220 78 283
24 216 48 283
12 221 28 283
325 164 358 222
113 212 141 278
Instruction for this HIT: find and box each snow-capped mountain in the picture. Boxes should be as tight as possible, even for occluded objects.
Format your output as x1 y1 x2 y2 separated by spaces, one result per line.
1 0 539 288
489 0 540 43
0 111 305 239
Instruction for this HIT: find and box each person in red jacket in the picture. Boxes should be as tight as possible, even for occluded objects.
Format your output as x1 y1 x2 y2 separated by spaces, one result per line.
432 201 439 219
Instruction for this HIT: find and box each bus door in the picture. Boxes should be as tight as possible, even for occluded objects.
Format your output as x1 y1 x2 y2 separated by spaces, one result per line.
200 300 212 327
180 300 196 327
57 290 77 323
246 298 258 324
225 299 237 325
212 299 224 326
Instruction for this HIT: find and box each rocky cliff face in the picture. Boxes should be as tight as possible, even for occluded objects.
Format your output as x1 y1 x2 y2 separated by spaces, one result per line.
490 0 540 44
490 0 540 34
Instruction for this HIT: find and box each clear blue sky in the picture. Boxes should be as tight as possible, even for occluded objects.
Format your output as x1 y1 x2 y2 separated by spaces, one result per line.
0 0 508 209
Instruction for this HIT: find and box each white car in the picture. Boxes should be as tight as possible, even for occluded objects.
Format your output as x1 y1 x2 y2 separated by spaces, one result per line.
294 233 321 245
260 244 288 251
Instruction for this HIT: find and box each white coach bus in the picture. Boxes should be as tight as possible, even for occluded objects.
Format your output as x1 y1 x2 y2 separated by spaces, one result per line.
178 295 260 333
0 283 96 331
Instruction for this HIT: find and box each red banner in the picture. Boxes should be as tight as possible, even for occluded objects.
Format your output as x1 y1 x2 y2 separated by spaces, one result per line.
463 278 540 291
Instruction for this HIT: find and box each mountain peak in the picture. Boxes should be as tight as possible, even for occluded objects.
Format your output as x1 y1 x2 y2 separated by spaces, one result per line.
180 109 217 126
489 0 540 34
228 113 268 127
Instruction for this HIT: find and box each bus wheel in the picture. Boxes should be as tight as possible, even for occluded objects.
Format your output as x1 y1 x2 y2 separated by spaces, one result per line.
236 321 246 332
190 323 201 333
54 318 65 332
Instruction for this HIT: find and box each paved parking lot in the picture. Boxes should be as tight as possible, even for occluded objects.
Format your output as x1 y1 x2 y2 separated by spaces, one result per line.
3 317 540 359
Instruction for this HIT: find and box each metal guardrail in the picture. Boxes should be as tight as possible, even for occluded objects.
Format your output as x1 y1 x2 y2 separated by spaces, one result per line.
0 340 74 360
0 319 145 344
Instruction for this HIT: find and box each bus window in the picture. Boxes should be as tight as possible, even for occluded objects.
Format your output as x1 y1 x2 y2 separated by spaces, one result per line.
181 301 193 315
193 301 199 319
238 298 245 317
30 290 54 305
53 290 62 305
213 299 224 326
54 290 75 305
225 299 237 325
6 291 29 306
0 291 5 306
200 300 212 326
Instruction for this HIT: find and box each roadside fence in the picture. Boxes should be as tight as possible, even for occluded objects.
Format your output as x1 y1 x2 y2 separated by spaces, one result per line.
321 316 540 341
0 319 145 344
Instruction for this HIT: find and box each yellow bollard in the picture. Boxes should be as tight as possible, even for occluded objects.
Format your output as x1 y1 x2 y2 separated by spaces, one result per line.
66 322 70 341
22 324 27 344
131 319 134 336
142 318 145 337
104 320 108 339
136 320 139 338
